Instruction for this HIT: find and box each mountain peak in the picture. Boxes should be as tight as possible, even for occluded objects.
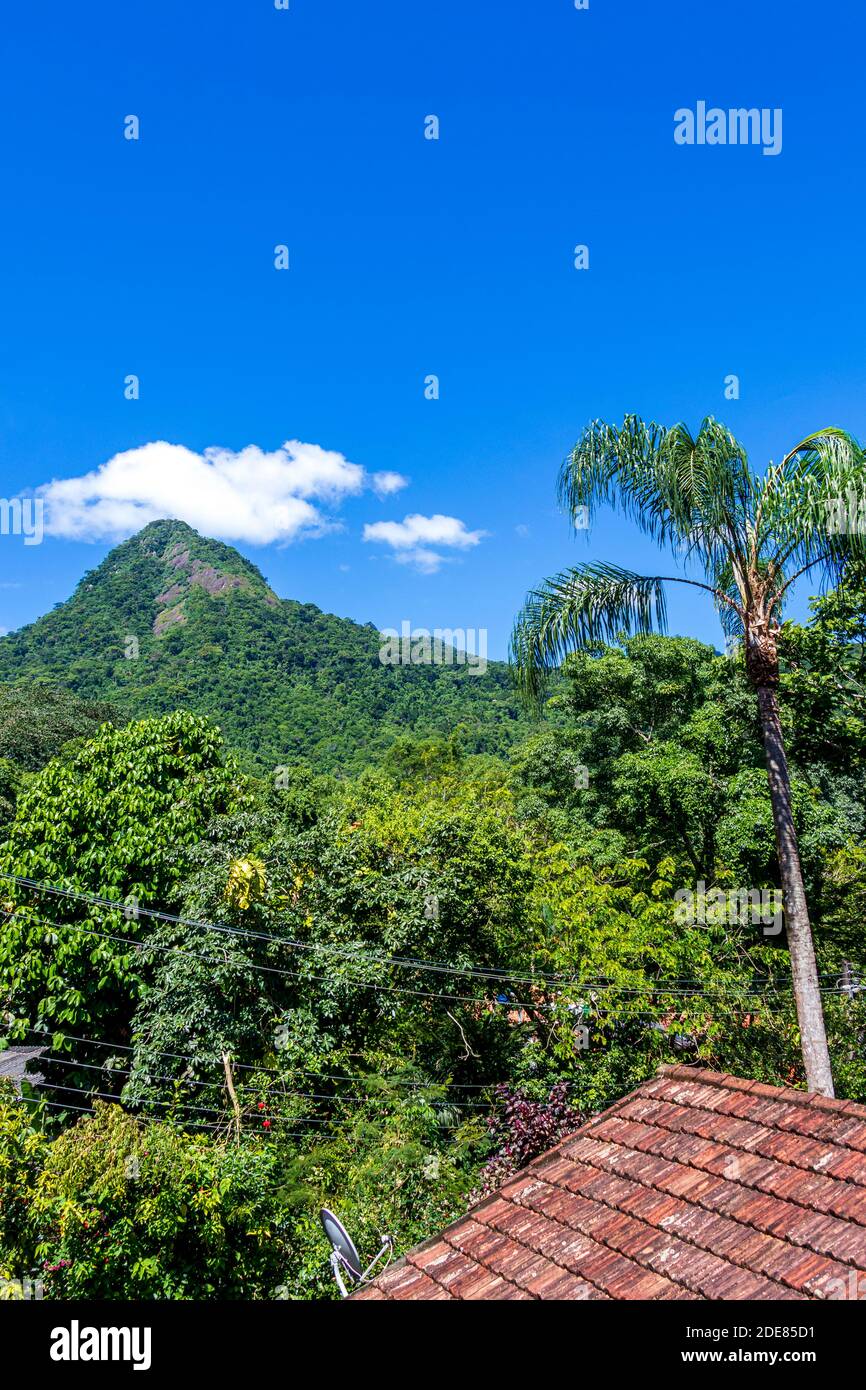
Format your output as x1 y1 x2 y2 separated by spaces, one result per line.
0 522 526 774
136 518 198 548
134 519 268 580
79 521 280 634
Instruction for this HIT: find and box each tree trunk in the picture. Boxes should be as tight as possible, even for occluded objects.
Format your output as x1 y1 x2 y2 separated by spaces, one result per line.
756 684 835 1097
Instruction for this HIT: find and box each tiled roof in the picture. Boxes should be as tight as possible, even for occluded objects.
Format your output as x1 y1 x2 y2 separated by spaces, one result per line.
352 1066 866 1301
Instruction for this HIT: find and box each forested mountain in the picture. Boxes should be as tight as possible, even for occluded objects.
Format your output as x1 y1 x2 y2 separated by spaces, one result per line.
0 520 533 772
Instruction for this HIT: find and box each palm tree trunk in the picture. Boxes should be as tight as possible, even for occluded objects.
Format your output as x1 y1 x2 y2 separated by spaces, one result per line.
756 684 835 1097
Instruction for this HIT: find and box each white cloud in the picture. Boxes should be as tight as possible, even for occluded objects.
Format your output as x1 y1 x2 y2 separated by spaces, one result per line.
371 470 409 497
37 440 410 545
363 512 487 573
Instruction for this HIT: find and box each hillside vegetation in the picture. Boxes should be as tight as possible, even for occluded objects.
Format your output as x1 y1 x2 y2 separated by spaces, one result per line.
0 536 864 1300
0 520 534 774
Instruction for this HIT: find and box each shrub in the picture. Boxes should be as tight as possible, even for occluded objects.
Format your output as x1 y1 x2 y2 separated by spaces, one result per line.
0 1096 294 1300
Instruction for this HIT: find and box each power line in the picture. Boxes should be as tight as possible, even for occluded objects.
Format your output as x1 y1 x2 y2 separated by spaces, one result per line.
14 1089 232 1133
28 1079 240 1121
36 1052 500 1111
14 1078 484 1135
18 1097 102 1118
23 1029 502 1092
13 1092 306 1137
7 901 832 1006
0 873 562 989
4 872 845 996
45 1081 402 1129
16 909 544 1009
20 1081 319 1130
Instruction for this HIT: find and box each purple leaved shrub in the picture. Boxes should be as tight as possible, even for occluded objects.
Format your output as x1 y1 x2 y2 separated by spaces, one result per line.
471 1082 582 1202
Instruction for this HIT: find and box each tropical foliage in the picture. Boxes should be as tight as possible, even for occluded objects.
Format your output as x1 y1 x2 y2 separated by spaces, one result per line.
0 488 864 1299
512 416 866 1096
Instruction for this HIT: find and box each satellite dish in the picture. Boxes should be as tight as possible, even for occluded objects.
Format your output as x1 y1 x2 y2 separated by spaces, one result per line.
320 1208 393 1298
320 1208 361 1279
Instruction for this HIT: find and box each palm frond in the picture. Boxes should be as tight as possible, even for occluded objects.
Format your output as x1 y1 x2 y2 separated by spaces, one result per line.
558 415 756 575
779 427 862 480
755 428 866 593
510 563 667 702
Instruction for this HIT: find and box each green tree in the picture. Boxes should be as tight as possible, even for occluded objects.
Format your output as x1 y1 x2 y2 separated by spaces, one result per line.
0 685 120 773
512 416 866 1095
0 710 237 1045
779 574 866 800
121 764 534 1121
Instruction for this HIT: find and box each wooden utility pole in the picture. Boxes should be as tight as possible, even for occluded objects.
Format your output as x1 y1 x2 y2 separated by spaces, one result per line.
222 1051 242 1142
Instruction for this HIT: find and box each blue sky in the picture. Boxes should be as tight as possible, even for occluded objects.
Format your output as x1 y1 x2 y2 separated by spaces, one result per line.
1 0 864 658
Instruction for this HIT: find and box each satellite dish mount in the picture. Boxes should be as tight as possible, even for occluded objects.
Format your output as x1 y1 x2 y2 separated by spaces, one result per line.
320 1208 393 1298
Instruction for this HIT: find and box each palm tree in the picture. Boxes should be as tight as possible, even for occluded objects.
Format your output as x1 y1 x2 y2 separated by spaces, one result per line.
511 416 865 1097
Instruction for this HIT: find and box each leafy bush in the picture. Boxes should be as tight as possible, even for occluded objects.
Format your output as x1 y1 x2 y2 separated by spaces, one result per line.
471 1082 581 1201
0 1094 294 1300
0 1080 486 1301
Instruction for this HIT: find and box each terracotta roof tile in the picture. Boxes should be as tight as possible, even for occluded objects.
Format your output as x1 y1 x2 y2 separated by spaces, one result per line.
824 1120 866 1151
521 1267 598 1300
470 1238 553 1290
351 1068 866 1301
407 1246 474 1292
824 1150 866 1182
374 1263 456 1300
484 1282 536 1300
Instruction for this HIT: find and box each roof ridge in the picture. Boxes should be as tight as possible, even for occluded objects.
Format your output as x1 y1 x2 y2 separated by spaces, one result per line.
656 1064 866 1121
614 1100 866 1192
641 1084 866 1178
